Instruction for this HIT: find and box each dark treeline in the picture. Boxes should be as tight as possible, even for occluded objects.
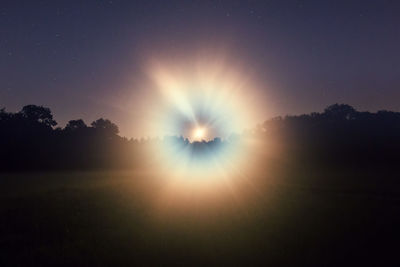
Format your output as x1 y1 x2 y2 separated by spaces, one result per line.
0 105 139 171
1 103 400 171
250 103 400 170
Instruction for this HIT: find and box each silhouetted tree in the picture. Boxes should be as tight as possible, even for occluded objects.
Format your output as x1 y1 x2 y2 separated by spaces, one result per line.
323 104 357 120
20 105 57 127
0 108 10 121
65 119 87 131
91 118 119 136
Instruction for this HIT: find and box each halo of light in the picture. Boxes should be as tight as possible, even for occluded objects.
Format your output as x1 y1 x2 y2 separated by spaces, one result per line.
143 53 260 188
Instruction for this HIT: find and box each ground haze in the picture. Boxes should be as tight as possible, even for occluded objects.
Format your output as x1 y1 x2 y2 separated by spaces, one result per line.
1 168 399 266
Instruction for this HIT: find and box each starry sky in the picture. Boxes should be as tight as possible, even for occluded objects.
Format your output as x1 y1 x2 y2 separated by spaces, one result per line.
1 0 400 137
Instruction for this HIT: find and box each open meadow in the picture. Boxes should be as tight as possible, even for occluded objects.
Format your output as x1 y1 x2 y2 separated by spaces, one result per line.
1 167 399 266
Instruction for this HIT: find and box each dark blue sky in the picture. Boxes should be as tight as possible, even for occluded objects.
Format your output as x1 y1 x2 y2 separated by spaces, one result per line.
1 0 400 137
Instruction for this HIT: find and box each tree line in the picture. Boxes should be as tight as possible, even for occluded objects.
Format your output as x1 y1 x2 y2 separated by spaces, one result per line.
1 104 399 171
249 104 400 170
0 105 135 171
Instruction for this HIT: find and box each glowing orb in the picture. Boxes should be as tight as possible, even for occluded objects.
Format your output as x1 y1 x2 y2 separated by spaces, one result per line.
192 127 206 141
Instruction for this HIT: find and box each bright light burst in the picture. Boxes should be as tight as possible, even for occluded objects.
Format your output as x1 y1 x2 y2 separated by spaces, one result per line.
192 126 206 141
144 53 260 190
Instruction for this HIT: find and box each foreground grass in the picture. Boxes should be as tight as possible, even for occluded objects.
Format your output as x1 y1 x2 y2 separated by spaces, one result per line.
1 169 399 266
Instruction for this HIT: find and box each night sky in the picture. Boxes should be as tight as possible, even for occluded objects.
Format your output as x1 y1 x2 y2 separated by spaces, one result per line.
1 0 400 137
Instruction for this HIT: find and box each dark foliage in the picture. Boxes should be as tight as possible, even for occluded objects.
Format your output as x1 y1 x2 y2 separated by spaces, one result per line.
1 103 399 171
0 105 137 171
250 103 400 170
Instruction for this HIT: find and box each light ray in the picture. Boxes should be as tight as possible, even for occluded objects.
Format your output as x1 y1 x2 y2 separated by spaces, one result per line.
142 53 264 210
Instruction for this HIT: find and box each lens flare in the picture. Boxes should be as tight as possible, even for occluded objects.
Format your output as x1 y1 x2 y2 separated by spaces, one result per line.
143 52 261 193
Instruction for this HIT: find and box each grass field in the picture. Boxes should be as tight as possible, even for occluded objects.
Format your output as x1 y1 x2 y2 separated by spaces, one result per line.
1 168 400 266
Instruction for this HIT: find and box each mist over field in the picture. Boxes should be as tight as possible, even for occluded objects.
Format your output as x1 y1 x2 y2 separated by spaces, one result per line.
2 0 400 266
1 104 400 266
